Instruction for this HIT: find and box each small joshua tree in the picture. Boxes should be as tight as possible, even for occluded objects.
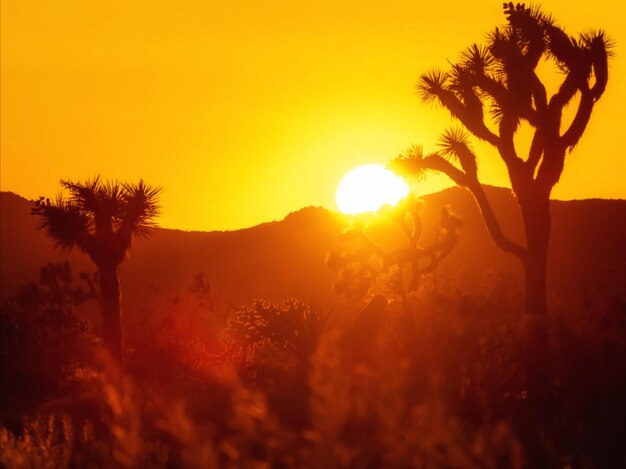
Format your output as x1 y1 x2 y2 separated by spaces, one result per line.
15 261 99 315
391 3 612 318
32 177 161 362
328 194 462 300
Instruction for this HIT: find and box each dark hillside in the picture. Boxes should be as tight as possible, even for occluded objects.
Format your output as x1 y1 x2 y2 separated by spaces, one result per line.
2 188 625 314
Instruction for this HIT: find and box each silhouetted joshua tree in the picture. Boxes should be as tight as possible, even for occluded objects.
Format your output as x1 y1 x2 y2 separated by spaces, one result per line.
328 194 462 299
32 177 161 362
391 3 612 319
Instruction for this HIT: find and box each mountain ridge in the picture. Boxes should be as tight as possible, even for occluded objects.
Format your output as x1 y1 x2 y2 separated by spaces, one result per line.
6 185 623 234
2 187 625 317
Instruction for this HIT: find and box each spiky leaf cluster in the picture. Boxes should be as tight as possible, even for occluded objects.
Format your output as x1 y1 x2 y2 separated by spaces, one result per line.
390 129 478 190
32 177 161 267
415 2 611 165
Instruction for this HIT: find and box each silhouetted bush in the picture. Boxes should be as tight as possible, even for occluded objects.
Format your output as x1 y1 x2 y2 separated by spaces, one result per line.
2 263 625 467
0 264 98 424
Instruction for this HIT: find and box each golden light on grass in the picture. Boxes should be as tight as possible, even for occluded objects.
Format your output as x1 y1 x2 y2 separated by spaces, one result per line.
336 164 409 214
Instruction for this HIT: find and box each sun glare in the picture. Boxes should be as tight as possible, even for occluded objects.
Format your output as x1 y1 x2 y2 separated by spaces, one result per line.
336 164 410 214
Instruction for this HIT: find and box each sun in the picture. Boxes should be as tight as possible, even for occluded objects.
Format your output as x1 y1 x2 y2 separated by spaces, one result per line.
336 164 410 214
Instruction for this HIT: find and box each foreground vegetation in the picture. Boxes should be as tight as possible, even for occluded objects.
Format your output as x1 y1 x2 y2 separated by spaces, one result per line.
1 260 625 468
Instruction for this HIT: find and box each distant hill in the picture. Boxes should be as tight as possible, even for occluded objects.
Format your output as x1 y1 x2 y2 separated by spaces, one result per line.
2 187 625 317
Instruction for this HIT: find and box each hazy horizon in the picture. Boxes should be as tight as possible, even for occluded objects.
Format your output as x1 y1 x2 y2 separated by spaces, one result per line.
4 183 624 233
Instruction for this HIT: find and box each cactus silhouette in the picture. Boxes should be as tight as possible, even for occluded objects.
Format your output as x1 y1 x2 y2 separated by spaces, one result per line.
32 177 161 363
391 3 612 318
329 194 462 299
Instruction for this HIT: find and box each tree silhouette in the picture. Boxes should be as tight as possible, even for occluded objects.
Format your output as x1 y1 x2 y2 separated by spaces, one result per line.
328 195 462 299
391 3 612 318
32 177 161 362
17 261 99 309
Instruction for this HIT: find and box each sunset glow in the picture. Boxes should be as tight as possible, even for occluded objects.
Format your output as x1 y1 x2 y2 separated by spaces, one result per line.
336 164 409 214
1 1 624 230
1 2 625 466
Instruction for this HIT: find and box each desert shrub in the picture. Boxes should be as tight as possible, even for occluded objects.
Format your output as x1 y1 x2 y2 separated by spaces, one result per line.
0 262 99 435
125 273 225 386
216 299 329 428
2 263 625 467
1 304 96 426
1 300 94 396
220 300 328 371
0 415 73 469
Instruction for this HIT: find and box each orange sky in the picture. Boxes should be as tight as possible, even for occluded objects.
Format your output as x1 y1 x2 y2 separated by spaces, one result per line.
1 1 624 231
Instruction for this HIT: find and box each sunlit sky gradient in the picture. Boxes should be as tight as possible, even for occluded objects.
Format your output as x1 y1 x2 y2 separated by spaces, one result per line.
2 1 624 231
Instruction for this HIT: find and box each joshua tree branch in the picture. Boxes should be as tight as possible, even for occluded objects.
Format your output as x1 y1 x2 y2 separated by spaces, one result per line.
476 71 541 127
526 130 544 175
473 74 508 107
559 42 608 151
548 72 579 115
390 217 416 245
589 38 609 99
525 39 545 72
530 72 548 116
79 233 99 263
497 115 525 171
418 240 457 280
390 151 469 188
560 89 594 151
398 150 526 259
357 231 389 264
421 155 471 187
535 149 566 192
431 88 500 145
467 182 527 259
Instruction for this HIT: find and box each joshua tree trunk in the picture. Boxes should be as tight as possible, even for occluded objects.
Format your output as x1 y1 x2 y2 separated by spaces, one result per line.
517 191 553 443
98 265 123 363
519 192 550 317
465 177 551 317
467 178 552 414
523 249 548 316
